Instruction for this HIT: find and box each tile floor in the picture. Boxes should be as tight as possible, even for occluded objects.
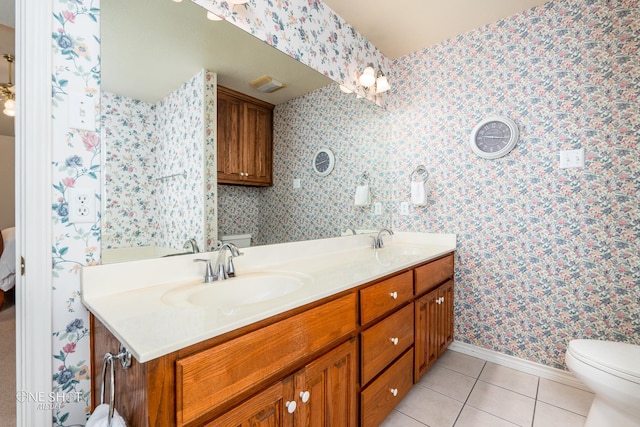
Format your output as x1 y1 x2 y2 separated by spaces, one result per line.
381 350 595 427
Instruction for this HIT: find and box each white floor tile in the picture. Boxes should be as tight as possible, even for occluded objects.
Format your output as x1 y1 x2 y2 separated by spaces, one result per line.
435 349 486 378
417 365 477 402
380 410 427 427
466 381 535 426
479 362 539 398
537 378 594 416
395 386 463 427
454 406 519 427
533 401 587 427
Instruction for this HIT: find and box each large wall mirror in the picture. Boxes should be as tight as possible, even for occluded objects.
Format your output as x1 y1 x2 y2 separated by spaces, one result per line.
101 0 335 263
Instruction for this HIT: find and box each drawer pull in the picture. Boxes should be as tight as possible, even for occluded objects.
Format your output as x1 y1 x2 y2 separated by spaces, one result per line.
285 400 297 414
299 390 310 403
437 296 444 304
390 291 398 299
390 337 399 345
389 388 398 397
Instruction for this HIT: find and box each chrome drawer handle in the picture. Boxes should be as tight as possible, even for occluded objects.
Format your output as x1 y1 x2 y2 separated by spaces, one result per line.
390 291 398 299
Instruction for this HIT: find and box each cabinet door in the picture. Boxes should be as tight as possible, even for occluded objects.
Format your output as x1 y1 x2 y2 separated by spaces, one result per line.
205 379 294 427
243 102 273 186
414 288 439 382
437 280 454 354
295 339 357 427
217 91 244 182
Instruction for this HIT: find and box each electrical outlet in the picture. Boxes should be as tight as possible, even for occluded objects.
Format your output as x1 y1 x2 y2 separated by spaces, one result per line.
400 202 409 216
68 188 97 223
373 202 382 215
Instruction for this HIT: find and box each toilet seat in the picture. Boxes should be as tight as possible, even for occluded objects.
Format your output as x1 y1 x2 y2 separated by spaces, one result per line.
568 340 640 384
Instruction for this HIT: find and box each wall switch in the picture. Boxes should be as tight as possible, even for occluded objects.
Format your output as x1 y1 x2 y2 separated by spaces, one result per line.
69 93 96 131
400 202 409 216
373 202 382 215
67 188 97 223
559 148 585 169
292 178 301 189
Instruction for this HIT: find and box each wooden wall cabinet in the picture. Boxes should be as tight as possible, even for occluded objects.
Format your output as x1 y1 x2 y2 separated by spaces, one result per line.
217 86 274 186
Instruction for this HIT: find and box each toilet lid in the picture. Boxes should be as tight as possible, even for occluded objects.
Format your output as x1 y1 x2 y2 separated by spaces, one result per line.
569 339 640 383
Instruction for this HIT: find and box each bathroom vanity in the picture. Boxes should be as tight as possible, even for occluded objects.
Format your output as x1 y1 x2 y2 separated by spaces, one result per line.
83 233 455 426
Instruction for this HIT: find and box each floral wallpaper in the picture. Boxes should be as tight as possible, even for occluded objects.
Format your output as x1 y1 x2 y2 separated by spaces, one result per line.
102 71 218 253
51 0 100 425
101 92 158 248
192 0 390 101
249 0 639 369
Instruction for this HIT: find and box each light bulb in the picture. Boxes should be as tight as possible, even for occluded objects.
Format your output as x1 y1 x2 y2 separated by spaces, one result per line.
359 66 375 88
3 98 15 117
375 74 391 93
206 11 223 20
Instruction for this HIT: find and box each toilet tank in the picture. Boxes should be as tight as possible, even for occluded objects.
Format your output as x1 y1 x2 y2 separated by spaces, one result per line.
221 233 252 248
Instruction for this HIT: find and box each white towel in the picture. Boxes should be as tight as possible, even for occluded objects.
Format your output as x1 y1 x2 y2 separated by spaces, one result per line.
354 185 371 206
411 181 426 206
86 403 127 427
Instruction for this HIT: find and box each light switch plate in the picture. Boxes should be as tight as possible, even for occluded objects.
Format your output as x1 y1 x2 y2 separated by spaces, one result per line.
69 93 96 131
373 202 382 215
400 202 409 216
559 148 585 169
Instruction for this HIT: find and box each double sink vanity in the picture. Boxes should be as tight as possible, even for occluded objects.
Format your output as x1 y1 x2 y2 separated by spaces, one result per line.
82 232 456 426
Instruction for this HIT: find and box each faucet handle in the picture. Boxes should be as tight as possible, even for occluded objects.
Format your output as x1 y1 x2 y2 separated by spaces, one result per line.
194 258 215 283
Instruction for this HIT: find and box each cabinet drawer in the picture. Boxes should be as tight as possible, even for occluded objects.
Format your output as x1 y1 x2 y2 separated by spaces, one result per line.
361 304 414 385
360 349 414 427
176 293 356 426
415 253 454 295
360 271 413 325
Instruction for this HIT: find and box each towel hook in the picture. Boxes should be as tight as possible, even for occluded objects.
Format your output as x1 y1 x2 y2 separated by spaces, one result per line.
410 165 429 183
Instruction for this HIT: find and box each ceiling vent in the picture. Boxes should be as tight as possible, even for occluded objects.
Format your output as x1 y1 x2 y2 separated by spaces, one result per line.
250 75 285 93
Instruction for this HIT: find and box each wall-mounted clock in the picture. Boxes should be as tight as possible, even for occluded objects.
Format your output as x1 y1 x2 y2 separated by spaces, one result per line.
312 147 335 176
469 116 519 159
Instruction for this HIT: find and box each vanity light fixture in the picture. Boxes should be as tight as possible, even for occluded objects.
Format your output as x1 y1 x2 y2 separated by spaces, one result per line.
0 54 15 117
358 63 391 95
251 75 285 93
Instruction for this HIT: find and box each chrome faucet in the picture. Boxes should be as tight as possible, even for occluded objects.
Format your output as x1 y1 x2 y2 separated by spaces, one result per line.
213 242 243 281
371 228 394 249
183 238 200 254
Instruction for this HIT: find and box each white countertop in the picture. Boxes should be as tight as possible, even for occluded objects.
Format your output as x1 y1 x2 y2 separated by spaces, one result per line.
81 232 456 362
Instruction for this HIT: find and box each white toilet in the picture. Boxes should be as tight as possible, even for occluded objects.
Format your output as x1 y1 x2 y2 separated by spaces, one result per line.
565 339 640 427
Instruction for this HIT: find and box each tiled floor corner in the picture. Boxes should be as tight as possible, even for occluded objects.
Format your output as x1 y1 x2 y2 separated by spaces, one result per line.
381 349 594 427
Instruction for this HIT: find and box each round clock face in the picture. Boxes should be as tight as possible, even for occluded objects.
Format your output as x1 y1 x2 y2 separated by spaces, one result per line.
313 148 335 176
470 116 519 159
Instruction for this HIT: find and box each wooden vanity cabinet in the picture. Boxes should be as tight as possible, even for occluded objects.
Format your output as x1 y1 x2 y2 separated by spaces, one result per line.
413 254 455 382
207 339 357 427
90 252 455 427
217 86 274 186
358 271 415 427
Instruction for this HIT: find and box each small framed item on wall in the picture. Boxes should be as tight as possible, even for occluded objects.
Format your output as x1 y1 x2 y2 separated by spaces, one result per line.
469 116 519 159
312 147 335 176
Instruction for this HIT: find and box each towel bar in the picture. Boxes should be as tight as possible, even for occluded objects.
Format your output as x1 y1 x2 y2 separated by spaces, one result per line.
100 345 131 426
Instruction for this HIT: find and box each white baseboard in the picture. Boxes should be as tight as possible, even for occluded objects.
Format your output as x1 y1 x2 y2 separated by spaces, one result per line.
449 341 591 392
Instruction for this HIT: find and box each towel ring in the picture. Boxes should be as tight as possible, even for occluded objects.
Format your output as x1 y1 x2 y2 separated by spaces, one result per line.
410 165 429 183
100 346 132 426
356 171 370 186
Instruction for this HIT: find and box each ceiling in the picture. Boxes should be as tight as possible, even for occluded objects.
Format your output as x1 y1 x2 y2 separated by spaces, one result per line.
323 0 551 59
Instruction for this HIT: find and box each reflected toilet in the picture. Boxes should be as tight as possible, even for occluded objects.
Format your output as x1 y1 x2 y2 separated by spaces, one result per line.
221 233 252 249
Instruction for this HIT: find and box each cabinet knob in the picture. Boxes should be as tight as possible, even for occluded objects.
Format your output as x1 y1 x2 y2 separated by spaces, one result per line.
390 337 399 345
299 390 310 403
285 400 297 414
390 291 398 299
389 388 398 397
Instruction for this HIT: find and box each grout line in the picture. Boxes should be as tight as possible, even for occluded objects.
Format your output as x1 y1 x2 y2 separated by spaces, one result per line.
451 360 486 426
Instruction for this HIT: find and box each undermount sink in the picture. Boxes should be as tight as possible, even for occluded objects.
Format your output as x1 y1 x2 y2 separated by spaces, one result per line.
161 272 311 312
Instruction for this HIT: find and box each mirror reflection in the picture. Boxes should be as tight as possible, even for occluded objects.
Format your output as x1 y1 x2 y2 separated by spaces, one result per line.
101 0 334 263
